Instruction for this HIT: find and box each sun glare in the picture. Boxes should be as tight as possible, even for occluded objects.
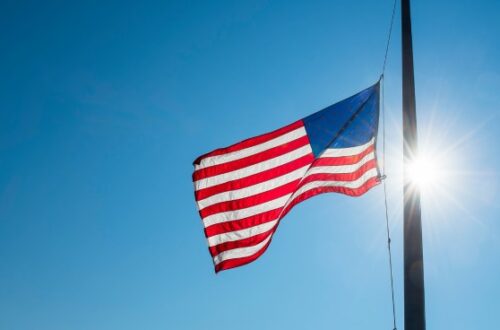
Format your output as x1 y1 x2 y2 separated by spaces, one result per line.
406 154 443 190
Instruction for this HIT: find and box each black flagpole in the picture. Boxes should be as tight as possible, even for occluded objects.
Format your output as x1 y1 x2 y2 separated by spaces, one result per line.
402 0 426 329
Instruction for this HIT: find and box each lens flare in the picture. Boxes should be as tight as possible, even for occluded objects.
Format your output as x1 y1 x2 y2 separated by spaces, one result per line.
406 154 443 190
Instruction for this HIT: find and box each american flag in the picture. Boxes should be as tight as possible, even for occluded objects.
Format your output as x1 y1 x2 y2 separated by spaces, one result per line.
193 83 381 272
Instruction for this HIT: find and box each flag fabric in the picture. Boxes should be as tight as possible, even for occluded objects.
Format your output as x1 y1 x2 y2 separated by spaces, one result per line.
193 82 381 272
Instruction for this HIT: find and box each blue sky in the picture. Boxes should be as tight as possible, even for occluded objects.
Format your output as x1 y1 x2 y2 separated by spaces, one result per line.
1 0 499 329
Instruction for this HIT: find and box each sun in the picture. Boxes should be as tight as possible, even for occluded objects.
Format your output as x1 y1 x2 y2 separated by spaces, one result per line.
406 154 443 191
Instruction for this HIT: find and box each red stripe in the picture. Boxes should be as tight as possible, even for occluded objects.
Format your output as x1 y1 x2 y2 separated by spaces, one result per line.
214 236 274 273
280 177 380 220
204 208 282 237
193 135 309 181
199 179 299 218
193 120 304 165
195 153 314 200
313 144 375 166
298 159 377 187
209 228 275 256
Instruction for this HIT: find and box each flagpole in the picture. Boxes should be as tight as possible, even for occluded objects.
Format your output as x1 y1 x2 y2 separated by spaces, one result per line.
401 0 426 330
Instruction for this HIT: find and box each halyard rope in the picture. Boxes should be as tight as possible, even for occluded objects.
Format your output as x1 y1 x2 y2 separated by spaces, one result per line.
380 0 398 329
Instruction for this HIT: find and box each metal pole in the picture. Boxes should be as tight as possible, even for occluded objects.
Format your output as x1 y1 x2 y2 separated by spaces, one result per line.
401 0 426 329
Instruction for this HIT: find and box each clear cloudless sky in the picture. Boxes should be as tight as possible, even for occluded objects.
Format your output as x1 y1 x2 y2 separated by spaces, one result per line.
1 1 499 329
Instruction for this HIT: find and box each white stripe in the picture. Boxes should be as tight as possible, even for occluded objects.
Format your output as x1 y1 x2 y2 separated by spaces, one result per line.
306 152 375 176
202 194 291 227
197 165 310 210
320 138 375 157
207 220 278 247
195 144 313 190
213 235 272 265
195 127 307 170
292 168 379 199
